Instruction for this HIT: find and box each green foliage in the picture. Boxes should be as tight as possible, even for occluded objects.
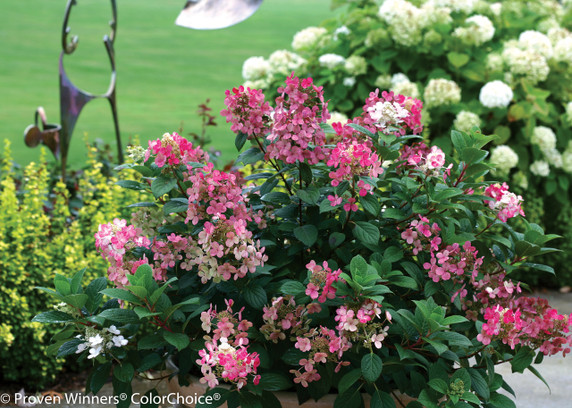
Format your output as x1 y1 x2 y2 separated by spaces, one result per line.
0 141 140 389
241 0 572 287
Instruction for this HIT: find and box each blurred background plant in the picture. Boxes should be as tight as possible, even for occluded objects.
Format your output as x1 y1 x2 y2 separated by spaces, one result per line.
239 0 572 288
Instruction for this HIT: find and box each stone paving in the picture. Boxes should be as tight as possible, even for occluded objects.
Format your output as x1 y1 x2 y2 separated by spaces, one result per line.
6 291 572 408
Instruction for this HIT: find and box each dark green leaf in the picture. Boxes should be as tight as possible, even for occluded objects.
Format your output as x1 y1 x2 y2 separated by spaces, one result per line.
57 339 84 357
361 353 383 382
99 308 140 324
353 221 380 246
90 362 112 394
163 198 189 215
32 311 75 324
162 331 190 351
114 362 135 383
235 131 248 151
116 180 148 190
151 175 177 198
258 373 292 391
237 147 264 165
293 225 318 247
100 288 142 304
243 285 267 309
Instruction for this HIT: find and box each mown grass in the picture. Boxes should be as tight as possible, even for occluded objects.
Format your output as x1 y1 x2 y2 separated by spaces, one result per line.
0 0 334 166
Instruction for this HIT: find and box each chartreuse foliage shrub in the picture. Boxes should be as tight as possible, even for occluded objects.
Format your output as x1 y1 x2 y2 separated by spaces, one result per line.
34 76 571 408
0 141 140 389
240 0 572 287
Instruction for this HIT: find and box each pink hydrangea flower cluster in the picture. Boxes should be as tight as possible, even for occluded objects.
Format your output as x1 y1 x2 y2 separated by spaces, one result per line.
484 182 525 222
334 300 391 352
144 132 209 168
361 90 423 136
477 297 572 356
266 74 330 165
469 272 522 314
197 300 260 389
182 165 268 283
260 296 319 342
290 326 351 387
95 218 151 287
327 140 384 197
402 144 447 173
220 86 272 138
401 216 483 285
305 260 343 303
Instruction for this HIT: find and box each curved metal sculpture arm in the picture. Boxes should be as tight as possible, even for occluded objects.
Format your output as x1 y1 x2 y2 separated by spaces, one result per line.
62 0 117 53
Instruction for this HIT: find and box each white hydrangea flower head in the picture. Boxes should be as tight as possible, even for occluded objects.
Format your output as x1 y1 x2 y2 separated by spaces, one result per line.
530 160 550 177
479 80 513 108
243 78 270 90
486 53 504 72
547 27 571 44
391 81 420 99
112 335 129 348
419 2 453 26
391 73 410 86
327 111 348 126
367 100 410 129
518 30 553 59
554 37 572 64
292 26 327 52
268 50 306 76
375 74 392 89
423 78 461 108
562 150 572 173
489 2 502 16
379 0 424 46
318 53 346 69
343 77 356 87
344 55 367 76
333 25 351 41
453 111 481 133
430 0 476 14
242 57 270 81
544 148 563 168
531 126 557 152
378 0 415 24
453 15 495 46
503 47 549 84
566 102 572 126
490 145 519 176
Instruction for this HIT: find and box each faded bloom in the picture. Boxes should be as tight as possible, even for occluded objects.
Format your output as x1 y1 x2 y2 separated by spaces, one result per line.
374 74 392 89
292 27 327 52
391 81 420 99
503 47 549 84
327 111 348 126
490 145 519 176
531 126 557 152
453 111 481 133
344 55 367 76
423 78 461 108
530 160 550 177
453 15 495 46
486 53 504 72
479 80 513 108
268 50 306 76
318 53 346 69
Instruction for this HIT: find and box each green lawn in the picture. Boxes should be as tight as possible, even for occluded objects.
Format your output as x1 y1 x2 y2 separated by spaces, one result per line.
0 0 334 167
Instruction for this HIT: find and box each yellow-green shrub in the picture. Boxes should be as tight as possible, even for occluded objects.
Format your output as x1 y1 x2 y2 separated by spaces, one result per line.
0 141 140 389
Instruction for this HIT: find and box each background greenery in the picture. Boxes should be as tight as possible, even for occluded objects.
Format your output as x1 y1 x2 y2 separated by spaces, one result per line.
0 0 334 166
